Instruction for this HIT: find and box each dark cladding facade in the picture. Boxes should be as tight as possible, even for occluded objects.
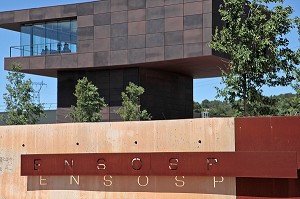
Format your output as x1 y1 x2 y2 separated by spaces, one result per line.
0 0 225 122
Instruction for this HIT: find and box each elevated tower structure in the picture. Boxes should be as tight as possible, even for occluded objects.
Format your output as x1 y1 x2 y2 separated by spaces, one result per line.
0 0 225 122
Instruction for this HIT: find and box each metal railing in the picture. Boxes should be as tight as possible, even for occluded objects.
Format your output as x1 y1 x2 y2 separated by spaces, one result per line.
10 42 77 57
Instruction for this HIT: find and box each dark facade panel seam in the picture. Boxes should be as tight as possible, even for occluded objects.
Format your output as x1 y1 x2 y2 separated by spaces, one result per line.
164 43 185 47
165 0 184 6
128 46 146 50
110 10 128 24
146 6 165 20
128 0 146 11
127 33 146 37
126 16 202 23
183 13 204 17
183 0 202 2
202 0 213 14
164 3 184 18
145 0 164 8
77 2 94 16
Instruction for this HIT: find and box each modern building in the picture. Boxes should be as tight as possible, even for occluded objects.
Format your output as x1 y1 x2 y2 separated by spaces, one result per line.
1 2 300 199
0 0 225 122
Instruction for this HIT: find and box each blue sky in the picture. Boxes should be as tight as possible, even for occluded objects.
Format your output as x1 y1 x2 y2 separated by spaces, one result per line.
0 0 299 111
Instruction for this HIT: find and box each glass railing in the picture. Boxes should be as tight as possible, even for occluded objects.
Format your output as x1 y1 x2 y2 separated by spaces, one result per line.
10 42 77 57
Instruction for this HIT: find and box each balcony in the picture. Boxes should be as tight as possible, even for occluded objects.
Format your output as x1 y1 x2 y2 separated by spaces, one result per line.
10 41 77 57
9 19 77 58
4 19 78 76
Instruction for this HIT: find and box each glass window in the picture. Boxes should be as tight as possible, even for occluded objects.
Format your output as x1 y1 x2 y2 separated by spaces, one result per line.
32 23 45 56
20 19 77 56
45 21 58 54
58 20 72 53
20 25 32 56
70 20 77 53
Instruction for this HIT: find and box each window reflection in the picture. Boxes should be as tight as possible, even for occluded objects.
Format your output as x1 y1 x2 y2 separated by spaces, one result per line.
20 19 77 56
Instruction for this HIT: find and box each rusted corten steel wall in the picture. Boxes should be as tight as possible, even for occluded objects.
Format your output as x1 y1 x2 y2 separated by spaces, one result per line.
21 151 298 177
235 116 300 199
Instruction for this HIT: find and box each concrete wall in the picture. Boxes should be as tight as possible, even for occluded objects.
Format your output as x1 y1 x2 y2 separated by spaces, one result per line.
0 118 236 198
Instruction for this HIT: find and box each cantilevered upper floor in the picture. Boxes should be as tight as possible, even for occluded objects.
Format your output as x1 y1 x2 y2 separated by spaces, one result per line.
0 0 225 78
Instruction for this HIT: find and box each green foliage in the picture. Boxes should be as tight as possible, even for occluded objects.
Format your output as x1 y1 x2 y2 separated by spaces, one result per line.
69 77 106 122
196 93 300 117
193 101 203 113
294 70 300 94
273 93 299 116
287 69 300 115
210 0 300 116
1 63 45 125
118 82 151 121
199 99 235 117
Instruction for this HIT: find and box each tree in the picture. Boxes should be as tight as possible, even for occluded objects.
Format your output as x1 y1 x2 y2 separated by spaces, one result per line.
199 99 235 117
193 101 203 113
274 93 298 115
288 69 300 115
118 82 151 121
1 63 44 125
210 0 300 116
69 77 106 122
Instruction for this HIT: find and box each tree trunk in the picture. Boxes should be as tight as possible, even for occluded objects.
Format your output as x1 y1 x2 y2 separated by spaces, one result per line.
242 73 247 116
